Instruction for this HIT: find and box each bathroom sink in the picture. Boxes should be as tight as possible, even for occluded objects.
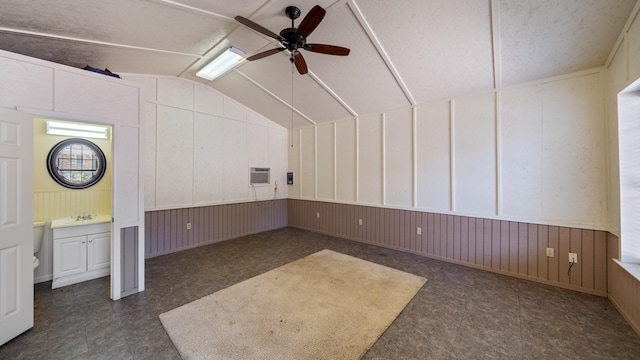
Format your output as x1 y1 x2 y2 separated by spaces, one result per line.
51 214 111 229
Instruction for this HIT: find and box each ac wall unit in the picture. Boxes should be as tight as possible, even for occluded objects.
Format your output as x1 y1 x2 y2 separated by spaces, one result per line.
250 167 270 185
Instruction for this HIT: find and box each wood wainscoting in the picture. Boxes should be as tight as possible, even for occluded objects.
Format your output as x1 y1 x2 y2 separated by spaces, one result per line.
288 199 608 296
144 199 287 258
607 233 640 336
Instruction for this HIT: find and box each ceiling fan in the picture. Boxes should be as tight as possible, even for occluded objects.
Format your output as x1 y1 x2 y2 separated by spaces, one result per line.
235 5 350 75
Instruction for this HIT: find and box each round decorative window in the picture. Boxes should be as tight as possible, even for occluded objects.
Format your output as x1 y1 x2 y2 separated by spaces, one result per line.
47 138 107 189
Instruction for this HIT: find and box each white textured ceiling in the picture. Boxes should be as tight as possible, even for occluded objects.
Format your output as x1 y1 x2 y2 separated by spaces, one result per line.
0 0 636 128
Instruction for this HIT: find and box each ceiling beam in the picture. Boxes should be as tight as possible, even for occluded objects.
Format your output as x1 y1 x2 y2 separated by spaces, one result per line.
308 70 358 117
348 0 416 106
489 0 502 89
151 0 234 22
0 27 201 58
234 69 317 127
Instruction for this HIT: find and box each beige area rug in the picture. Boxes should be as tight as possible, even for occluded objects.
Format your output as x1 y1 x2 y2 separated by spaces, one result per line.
159 249 427 360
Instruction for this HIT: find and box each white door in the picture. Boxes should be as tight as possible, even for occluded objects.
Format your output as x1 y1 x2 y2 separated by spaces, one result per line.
111 123 145 300
0 108 33 346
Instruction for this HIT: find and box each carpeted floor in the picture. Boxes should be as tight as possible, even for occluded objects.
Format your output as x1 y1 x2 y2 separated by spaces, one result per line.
1 227 640 359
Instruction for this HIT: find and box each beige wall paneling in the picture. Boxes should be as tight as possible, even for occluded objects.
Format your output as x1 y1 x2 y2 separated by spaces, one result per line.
223 97 247 122
247 123 272 201
194 113 224 204
155 105 194 207
130 75 288 210
269 127 288 199
145 200 288 258
317 123 335 200
358 113 383 205
541 73 607 228
157 78 193 109
247 123 269 167
288 199 609 296
629 13 640 81
144 103 157 209
301 127 316 199
0 55 53 110
453 92 497 215
336 119 357 202
123 76 157 102
500 85 543 220
55 70 139 124
194 83 224 116
606 42 626 235
416 100 451 211
384 107 413 207
222 119 247 202
606 6 640 336
113 124 142 223
287 129 301 198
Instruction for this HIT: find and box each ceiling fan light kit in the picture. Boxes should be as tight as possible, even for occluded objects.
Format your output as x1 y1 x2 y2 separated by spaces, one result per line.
235 5 350 75
196 46 246 81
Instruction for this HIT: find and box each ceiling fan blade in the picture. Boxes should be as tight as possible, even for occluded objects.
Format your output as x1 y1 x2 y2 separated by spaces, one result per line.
235 16 285 42
247 48 286 61
295 5 326 38
294 53 308 75
304 44 350 56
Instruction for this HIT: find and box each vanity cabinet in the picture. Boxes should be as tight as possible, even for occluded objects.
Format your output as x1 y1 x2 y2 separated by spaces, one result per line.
52 221 110 289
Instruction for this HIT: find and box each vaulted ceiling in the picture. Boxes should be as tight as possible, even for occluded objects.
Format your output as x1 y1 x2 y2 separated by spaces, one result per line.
0 0 636 128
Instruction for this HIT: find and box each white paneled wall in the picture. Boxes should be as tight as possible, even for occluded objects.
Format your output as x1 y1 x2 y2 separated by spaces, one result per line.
289 69 608 230
335 119 357 202
358 114 384 205
384 108 414 208
453 92 497 215
223 119 248 202
416 100 451 211
540 74 606 226
500 85 543 219
156 105 194 207
193 113 224 204
125 75 288 210
317 123 335 201
301 127 316 199
604 1 640 337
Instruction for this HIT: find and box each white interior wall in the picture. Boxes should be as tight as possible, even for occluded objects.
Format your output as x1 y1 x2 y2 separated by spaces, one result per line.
336 119 357 203
290 69 609 230
384 107 414 208
124 76 289 210
416 100 451 212
0 49 144 299
317 123 335 201
606 8 640 236
358 114 383 205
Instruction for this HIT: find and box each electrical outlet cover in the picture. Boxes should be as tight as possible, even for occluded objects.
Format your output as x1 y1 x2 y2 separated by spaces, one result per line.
569 253 578 263
546 248 554 257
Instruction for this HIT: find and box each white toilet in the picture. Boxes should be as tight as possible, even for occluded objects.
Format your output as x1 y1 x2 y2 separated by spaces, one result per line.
33 221 45 269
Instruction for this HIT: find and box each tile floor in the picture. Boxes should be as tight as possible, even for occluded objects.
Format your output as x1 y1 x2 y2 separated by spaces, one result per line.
1 227 640 359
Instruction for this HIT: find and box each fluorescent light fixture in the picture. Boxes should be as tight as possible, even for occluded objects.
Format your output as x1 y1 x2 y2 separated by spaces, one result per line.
46 121 108 139
196 46 245 80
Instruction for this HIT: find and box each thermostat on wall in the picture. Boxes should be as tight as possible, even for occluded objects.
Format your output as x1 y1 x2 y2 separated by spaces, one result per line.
287 172 294 185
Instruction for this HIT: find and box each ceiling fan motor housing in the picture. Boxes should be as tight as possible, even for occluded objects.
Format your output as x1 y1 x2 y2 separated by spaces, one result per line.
280 28 306 52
